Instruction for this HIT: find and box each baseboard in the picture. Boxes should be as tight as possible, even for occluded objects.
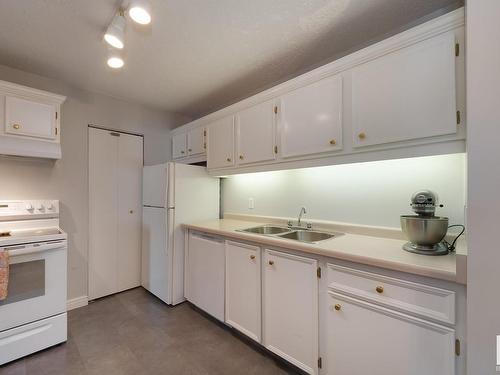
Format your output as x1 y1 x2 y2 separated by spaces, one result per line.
67 295 88 311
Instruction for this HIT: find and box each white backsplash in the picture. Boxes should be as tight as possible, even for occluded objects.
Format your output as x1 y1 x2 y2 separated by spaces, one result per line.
221 153 466 229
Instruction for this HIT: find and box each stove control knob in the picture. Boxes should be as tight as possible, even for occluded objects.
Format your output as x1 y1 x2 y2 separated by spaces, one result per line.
36 204 45 211
46 203 54 211
25 203 34 211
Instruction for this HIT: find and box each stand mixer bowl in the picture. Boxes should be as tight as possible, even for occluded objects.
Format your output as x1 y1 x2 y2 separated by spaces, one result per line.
400 215 449 247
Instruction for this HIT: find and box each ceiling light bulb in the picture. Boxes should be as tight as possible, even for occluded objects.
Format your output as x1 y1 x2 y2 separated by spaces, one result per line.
107 57 124 69
104 14 126 49
129 0 151 25
107 48 124 69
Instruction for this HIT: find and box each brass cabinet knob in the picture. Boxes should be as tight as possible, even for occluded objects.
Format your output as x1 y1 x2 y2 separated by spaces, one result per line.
329 139 336 145
239 155 244 160
334 304 341 311
188 148 192 152
268 260 274 266
13 123 21 130
226 157 232 162
250 255 256 260
358 132 366 140
376 286 384 294
129 210 134 214
181 150 185 154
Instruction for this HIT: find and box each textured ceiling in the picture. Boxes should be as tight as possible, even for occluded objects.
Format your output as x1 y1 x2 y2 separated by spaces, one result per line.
0 0 462 119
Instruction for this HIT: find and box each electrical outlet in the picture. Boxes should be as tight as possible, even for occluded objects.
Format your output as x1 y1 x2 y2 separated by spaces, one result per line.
248 198 254 209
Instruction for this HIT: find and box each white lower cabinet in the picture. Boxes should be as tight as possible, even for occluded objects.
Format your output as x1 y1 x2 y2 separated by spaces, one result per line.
263 249 319 375
186 233 461 375
185 232 225 322
225 241 261 342
324 291 455 375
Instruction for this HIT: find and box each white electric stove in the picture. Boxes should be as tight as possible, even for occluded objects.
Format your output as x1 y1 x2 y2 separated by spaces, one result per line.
0 200 67 365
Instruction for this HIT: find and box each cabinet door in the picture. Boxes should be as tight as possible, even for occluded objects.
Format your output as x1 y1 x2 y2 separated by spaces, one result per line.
325 292 455 375
5 96 57 140
187 127 205 156
88 128 119 300
263 249 318 375
225 241 261 342
117 132 143 292
351 31 457 147
207 116 235 169
172 133 187 159
186 232 225 321
279 75 343 159
236 100 276 165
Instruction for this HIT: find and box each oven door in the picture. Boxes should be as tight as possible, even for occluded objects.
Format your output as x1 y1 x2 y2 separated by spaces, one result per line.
0 240 67 332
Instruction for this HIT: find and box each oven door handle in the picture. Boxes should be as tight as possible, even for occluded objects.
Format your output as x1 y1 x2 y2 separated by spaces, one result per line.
6 241 66 257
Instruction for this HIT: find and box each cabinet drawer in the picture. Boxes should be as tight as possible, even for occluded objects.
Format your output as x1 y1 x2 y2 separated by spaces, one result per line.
327 264 455 324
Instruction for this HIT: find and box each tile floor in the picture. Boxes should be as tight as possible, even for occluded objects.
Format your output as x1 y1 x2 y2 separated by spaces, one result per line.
0 288 301 375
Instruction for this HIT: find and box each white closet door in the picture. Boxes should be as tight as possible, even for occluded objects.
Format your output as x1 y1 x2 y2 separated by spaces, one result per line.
89 128 143 300
88 128 119 300
117 132 143 292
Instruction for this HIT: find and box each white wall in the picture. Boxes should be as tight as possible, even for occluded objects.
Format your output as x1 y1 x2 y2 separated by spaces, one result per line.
466 1 500 373
222 153 466 228
0 64 190 300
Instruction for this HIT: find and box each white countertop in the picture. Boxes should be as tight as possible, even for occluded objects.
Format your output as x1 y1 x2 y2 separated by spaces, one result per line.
183 216 467 285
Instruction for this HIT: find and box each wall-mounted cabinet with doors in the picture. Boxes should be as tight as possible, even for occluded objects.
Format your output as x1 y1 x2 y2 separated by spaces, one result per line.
172 126 207 161
185 230 466 375
172 9 465 175
278 74 343 159
206 115 235 169
88 127 143 300
0 79 66 159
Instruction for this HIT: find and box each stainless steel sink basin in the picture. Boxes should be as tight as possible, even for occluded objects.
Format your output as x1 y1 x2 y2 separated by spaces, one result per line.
239 225 291 235
277 230 339 243
237 224 343 244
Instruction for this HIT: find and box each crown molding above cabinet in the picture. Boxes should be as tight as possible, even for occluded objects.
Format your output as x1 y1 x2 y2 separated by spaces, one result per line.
172 8 465 176
0 80 66 159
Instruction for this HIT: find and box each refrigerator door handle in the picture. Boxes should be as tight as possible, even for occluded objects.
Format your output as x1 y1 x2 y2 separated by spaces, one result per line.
167 207 175 210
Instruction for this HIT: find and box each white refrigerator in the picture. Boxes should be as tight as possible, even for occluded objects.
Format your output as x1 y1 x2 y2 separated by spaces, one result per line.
142 162 219 305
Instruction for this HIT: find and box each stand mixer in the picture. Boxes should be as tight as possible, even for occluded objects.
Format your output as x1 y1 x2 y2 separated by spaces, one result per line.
400 190 450 255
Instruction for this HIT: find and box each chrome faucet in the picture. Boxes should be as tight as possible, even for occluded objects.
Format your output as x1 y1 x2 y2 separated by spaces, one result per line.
297 207 307 227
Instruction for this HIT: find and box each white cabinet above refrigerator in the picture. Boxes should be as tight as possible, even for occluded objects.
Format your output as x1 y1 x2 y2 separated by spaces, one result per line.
0 80 66 159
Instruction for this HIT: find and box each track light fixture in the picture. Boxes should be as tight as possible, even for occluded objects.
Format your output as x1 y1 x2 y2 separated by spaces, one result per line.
103 1 152 69
104 12 126 49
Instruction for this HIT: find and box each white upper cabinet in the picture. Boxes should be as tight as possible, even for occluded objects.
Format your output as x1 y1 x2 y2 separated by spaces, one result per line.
187 127 205 156
279 74 343 159
351 31 457 148
5 96 57 140
263 249 318 375
0 80 65 159
207 116 235 169
172 133 187 159
236 100 276 165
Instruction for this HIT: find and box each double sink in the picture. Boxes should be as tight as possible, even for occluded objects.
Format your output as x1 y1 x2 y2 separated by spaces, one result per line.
237 224 343 244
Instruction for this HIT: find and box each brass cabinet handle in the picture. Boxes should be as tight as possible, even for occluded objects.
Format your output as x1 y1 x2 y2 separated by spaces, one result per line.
358 132 366 140
268 260 274 266
226 157 232 162
334 304 341 311
329 139 336 145
376 286 384 294
13 123 21 130
239 155 244 160
250 255 256 260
